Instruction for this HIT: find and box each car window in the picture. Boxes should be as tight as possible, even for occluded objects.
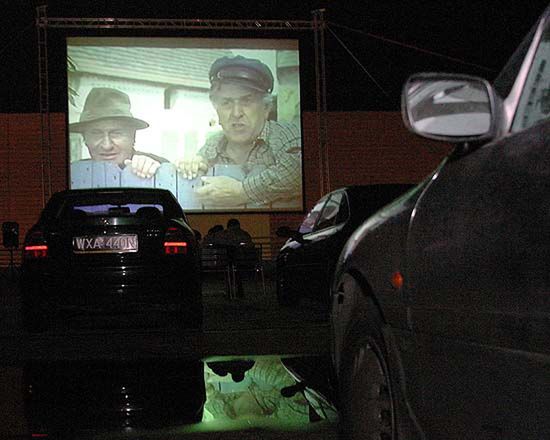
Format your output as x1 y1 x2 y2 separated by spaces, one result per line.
494 20 538 99
512 18 550 132
315 192 344 231
334 192 350 224
68 203 164 217
299 195 329 234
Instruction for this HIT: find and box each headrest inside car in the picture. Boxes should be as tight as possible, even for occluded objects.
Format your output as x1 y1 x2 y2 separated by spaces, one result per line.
108 206 131 215
136 206 162 219
69 209 87 220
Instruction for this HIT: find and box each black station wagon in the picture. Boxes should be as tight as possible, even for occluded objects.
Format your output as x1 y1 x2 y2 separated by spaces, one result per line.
20 188 202 331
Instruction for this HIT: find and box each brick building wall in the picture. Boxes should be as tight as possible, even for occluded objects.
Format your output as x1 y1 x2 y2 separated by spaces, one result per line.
0 113 67 266
0 111 450 266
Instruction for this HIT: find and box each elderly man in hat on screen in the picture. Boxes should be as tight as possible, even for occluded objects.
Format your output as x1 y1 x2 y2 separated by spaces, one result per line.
178 55 302 208
70 87 168 179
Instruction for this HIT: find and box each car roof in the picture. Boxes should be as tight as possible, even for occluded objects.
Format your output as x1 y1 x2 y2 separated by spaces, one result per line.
47 187 177 206
51 187 173 198
336 184 414 201
41 188 185 222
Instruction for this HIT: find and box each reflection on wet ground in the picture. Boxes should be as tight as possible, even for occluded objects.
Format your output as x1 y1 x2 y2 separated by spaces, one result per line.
3 356 337 439
203 357 337 428
0 270 339 439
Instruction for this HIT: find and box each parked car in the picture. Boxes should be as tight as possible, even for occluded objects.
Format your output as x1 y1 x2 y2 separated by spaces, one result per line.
20 188 202 331
276 185 412 307
331 6 550 440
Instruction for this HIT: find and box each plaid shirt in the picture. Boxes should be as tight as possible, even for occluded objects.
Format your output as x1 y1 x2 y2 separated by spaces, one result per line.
198 120 302 205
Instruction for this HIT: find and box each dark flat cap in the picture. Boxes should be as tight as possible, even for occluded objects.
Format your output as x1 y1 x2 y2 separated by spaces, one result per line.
70 88 149 133
209 55 274 94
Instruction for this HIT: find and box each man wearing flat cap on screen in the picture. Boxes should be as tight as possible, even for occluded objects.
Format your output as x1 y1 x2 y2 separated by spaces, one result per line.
178 55 302 208
70 87 168 179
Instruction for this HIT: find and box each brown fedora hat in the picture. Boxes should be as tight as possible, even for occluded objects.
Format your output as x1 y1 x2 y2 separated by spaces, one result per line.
69 88 149 133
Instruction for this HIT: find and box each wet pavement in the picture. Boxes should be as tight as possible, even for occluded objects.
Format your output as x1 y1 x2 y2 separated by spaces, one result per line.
0 268 339 439
0 270 330 361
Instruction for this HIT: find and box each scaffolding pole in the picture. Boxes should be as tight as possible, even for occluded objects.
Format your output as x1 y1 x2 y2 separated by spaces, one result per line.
313 9 329 196
36 5 52 207
36 17 314 30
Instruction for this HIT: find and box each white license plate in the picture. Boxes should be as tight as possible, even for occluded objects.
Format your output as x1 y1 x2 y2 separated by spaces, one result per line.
72 234 138 253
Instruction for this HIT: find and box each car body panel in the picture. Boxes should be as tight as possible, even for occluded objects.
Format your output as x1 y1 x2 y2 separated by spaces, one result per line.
331 5 550 439
403 119 550 436
331 178 432 367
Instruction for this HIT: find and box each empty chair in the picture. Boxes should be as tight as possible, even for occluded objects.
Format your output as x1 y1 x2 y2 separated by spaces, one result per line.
201 245 233 298
231 244 266 297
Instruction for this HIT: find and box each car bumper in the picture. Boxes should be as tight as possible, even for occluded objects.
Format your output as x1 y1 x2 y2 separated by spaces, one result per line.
21 263 202 330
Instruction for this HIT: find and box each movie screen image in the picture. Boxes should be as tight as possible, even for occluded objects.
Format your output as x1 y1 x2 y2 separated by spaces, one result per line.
67 37 303 212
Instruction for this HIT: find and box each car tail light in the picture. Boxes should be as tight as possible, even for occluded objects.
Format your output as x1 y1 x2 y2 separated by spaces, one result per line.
164 226 188 255
24 230 48 259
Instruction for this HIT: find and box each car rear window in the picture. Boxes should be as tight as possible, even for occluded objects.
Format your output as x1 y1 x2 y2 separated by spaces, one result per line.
68 203 164 217
38 190 185 224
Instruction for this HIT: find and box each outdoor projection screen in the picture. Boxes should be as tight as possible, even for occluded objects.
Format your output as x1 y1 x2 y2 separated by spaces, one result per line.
67 37 303 212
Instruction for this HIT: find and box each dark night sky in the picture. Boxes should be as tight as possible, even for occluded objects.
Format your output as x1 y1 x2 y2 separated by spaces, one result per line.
1 0 548 113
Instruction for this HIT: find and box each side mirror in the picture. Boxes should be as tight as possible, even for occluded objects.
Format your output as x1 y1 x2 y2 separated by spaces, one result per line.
2 221 19 249
402 73 498 143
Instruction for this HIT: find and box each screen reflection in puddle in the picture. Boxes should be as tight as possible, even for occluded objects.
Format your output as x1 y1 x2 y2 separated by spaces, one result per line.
202 356 338 430
20 356 337 437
